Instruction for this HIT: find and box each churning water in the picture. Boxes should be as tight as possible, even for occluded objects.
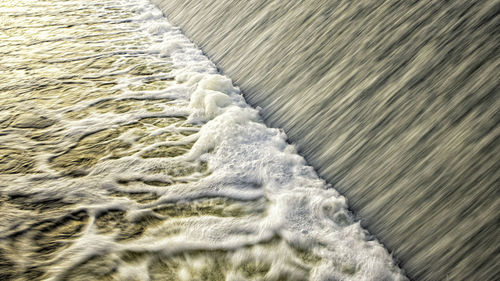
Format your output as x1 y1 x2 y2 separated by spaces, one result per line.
149 1 500 280
0 0 407 280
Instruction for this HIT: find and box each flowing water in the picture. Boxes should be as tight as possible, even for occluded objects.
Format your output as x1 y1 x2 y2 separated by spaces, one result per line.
0 0 407 280
150 1 500 280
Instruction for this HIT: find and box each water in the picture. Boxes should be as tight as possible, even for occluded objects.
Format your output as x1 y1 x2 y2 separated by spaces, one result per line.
151 0 500 280
0 0 406 280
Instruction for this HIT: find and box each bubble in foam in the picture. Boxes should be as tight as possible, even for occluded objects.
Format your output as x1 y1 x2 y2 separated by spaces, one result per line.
149 40 184 57
198 74 240 95
137 9 164 20
189 89 232 119
147 22 173 35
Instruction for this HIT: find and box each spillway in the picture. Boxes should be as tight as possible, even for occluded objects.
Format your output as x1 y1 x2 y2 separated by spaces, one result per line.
150 0 500 280
0 0 408 280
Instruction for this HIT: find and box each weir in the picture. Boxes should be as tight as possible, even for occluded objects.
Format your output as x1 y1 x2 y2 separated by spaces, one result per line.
1 1 409 279
151 0 499 280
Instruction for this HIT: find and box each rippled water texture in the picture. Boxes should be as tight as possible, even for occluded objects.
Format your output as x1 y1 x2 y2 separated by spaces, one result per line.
0 1 406 280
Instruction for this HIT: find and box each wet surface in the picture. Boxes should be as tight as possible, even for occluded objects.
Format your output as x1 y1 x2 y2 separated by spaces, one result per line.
0 1 406 280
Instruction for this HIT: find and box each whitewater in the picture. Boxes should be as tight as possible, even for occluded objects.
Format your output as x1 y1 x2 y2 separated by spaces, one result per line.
0 0 407 280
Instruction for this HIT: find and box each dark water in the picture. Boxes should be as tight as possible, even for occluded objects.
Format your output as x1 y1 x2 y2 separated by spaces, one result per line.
152 0 500 280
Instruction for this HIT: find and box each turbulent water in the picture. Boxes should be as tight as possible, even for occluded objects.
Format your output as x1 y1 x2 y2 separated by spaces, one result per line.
150 1 500 280
0 0 407 280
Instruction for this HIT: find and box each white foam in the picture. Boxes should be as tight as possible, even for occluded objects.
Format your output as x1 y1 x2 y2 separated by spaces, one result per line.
134 4 406 279
0 0 407 280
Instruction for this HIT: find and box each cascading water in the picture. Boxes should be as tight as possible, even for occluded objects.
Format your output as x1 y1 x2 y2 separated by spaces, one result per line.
0 0 407 280
150 0 500 280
